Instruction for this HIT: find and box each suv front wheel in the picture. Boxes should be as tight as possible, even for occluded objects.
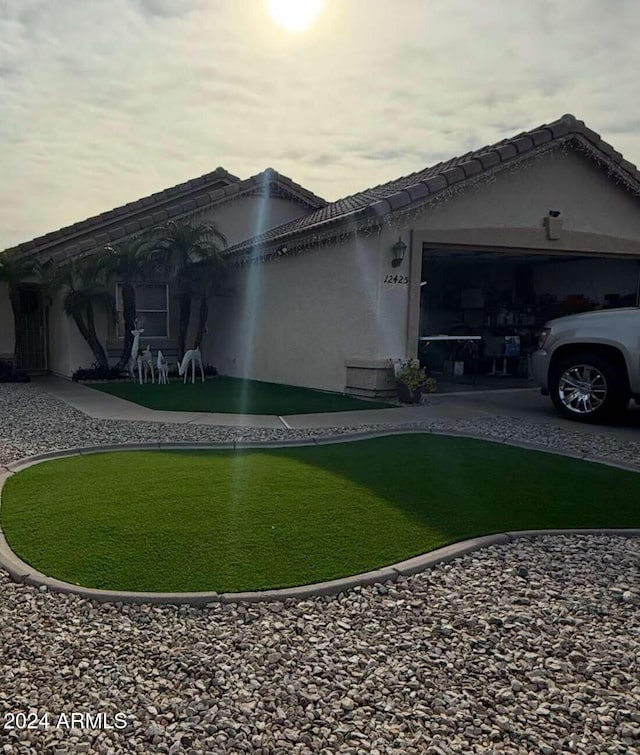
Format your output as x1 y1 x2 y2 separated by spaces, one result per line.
549 351 629 423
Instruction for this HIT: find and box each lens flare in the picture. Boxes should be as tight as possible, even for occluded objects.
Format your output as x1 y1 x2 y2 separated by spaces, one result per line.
266 0 325 33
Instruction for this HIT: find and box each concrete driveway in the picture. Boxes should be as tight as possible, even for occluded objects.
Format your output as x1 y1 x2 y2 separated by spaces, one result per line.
438 387 640 430
36 377 640 445
286 388 640 443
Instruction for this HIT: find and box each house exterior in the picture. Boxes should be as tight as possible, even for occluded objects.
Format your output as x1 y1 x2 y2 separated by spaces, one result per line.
0 167 326 376
2 113 640 397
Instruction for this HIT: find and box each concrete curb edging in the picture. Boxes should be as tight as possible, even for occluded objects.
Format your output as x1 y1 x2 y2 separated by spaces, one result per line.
2 527 639 607
1 430 639 606
8 427 640 473
6 427 640 473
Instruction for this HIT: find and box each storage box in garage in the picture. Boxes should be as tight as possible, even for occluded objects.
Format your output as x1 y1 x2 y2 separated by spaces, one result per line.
443 360 465 376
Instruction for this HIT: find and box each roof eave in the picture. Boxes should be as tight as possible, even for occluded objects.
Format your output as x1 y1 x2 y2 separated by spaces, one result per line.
223 117 640 265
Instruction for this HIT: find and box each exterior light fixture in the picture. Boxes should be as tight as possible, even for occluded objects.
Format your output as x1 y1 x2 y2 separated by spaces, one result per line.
544 211 563 240
391 237 407 267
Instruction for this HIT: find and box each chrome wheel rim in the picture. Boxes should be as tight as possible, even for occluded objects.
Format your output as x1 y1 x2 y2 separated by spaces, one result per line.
558 364 607 414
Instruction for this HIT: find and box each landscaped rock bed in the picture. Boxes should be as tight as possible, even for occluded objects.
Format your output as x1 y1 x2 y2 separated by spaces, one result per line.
1 383 640 467
0 536 638 754
1 383 639 753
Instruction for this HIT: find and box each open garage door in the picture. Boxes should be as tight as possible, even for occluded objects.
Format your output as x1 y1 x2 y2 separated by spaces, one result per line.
419 247 640 387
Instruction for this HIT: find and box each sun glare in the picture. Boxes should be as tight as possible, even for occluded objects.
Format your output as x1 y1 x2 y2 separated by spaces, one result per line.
266 0 325 33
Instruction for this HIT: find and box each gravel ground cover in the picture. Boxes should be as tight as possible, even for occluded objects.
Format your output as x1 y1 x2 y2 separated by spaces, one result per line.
1 383 640 754
1 383 640 467
0 536 639 754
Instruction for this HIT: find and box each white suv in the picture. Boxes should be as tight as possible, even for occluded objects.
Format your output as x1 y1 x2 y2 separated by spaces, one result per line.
531 307 640 422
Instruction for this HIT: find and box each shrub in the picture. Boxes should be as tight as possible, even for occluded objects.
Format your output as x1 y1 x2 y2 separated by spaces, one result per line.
396 362 430 392
72 364 124 382
0 360 30 383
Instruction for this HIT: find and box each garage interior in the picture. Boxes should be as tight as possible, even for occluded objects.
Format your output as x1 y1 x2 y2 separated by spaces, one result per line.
419 247 640 390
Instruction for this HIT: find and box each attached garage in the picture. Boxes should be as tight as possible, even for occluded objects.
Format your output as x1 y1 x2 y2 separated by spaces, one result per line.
386 117 640 394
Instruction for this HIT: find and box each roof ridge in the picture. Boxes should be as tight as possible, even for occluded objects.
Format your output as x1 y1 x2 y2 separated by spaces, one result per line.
4 165 326 258
243 168 328 207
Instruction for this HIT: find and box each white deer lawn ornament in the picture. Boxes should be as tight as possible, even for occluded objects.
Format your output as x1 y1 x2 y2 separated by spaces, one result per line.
178 348 204 384
139 345 155 384
157 350 169 385
128 326 144 383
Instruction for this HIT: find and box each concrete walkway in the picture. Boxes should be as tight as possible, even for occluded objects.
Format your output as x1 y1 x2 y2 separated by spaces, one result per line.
35 376 640 443
39 375 497 429
36 377 539 426
35 376 286 428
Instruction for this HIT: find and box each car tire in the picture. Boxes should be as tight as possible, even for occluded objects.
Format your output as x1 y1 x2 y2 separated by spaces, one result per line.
549 351 629 423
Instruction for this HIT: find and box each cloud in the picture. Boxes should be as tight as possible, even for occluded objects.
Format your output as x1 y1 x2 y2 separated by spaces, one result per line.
134 0 201 18
0 0 639 249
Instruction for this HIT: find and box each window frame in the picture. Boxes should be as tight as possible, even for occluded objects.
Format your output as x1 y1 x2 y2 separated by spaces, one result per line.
115 282 170 339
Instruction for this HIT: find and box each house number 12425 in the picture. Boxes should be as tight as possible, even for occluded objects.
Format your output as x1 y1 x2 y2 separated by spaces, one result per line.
383 274 409 284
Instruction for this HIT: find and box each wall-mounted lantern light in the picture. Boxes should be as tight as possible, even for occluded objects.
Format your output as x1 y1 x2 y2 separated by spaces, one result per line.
391 237 407 267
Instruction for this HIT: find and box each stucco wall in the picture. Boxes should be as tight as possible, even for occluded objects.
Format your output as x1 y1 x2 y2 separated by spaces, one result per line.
0 281 14 361
47 289 96 376
198 194 310 248
372 226 414 361
202 233 389 393
45 193 311 377
411 148 640 238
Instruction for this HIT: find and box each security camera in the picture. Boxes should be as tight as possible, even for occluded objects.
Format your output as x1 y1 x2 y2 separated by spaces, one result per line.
549 210 561 217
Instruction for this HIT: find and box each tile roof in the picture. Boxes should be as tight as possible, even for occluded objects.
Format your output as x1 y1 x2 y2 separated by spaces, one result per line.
3 167 327 263
224 114 640 258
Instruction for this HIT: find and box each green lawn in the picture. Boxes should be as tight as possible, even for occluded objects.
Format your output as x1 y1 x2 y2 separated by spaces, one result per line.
89 376 392 414
1 435 638 593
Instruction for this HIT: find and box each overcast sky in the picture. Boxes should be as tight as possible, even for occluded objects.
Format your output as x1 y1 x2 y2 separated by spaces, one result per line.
1 0 639 250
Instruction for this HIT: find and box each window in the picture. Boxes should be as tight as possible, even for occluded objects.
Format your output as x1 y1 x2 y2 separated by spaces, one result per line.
116 283 169 338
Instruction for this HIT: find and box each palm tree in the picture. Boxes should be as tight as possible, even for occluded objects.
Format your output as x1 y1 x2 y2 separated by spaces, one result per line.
99 238 154 369
56 255 115 368
190 255 231 350
150 221 227 359
0 253 41 364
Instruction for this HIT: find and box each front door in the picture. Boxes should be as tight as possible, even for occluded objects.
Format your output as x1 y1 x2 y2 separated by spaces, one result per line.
16 285 47 371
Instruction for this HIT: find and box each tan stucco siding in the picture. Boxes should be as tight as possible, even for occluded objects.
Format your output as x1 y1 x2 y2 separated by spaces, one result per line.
0 282 14 360
197 195 312 248
176 195 313 358
203 235 385 393
370 226 412 360
47 289 96 377
42 193 312 377
410 148 640 239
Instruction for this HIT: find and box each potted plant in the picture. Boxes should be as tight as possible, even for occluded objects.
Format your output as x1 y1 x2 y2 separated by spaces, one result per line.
395 360 436 403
